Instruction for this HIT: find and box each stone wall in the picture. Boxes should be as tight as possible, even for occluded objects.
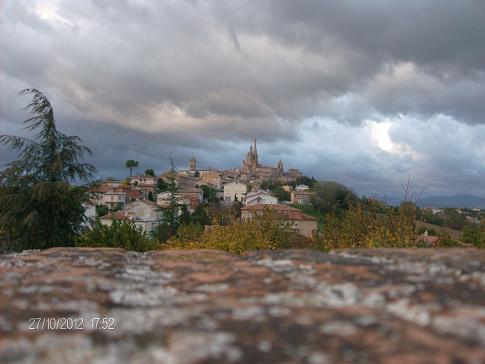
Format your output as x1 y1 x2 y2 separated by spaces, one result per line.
0 248 484 363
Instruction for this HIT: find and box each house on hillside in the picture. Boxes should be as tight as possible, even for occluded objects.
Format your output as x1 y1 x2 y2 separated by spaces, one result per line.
223 181 247 203
243 190 278 206
241 204 317 237
296 184 310 191
156 191 184 208
100 190 128 209
291 190 313 205
130 174 157 199
176 175 199 190
99 200 162 234
201 170 222 190
178 188 204 212
131 174 157 186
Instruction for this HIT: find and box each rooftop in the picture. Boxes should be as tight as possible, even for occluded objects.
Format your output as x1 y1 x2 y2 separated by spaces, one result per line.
241 204 317 221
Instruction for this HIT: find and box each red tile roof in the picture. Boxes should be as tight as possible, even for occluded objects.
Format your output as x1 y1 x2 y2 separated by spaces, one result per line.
241 203 299 211
99 211 128 221
419 235 439 244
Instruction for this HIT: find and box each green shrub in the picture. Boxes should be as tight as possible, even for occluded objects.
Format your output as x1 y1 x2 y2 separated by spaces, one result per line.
463 223 485 248
77 219 160 252
436 232 461 247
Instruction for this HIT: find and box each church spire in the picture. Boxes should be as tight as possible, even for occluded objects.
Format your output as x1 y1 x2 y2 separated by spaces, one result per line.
253 137 257 154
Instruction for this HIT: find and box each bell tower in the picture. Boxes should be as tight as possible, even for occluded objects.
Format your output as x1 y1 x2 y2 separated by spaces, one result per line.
277 159 283 175
251 138 258 173
189 156 196 172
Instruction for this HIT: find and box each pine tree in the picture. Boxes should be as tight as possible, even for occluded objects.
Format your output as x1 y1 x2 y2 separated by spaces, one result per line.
0 89 97 251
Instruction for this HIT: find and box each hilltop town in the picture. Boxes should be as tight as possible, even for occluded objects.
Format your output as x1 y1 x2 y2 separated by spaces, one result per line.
88 139 318 238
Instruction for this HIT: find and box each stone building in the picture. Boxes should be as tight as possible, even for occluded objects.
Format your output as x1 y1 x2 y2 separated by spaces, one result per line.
201 170 222 190
242 190 278 206
99 200 162 234
189 156 197 172
240 139 301 182
241 204 317 237
223 181 247 202
242 138 259 175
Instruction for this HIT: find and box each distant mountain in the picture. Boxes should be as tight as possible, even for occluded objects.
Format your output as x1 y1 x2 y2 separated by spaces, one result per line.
416 195 485 209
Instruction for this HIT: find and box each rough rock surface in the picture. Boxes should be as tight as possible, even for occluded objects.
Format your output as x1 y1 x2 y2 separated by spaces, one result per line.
0 248 484 364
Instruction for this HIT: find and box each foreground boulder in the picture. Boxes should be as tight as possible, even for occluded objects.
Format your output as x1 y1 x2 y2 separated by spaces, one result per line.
0 248 484 363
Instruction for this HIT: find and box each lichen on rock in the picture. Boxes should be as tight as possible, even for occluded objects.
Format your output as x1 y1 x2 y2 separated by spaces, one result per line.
0 247 484 363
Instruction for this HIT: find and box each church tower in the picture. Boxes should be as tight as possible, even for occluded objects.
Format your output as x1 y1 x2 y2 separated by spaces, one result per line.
189 156 196 172
251 138 259 173
243 138 260 175
277 159 284 175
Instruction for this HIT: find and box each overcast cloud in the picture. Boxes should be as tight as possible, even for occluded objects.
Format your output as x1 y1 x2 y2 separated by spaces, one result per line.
1 0 484 198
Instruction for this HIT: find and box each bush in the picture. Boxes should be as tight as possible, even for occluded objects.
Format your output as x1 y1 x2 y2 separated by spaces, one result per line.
165 210 295 254
314 200 417 249
95 205 109 218
463 223 485 248
436 232 461 247
170 223 204 243
77 219 160 252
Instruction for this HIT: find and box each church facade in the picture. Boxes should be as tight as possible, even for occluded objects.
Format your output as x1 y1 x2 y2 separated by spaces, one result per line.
241 139 293 181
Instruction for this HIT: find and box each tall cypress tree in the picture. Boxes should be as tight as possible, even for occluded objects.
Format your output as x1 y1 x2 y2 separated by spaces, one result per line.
0 89 97 251
163 158 180 238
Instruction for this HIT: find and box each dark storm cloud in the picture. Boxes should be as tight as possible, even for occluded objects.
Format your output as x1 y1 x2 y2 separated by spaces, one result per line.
1 0 485 195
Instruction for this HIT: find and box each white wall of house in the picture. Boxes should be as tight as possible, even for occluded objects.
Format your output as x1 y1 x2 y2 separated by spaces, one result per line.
223 181 247 202
82 203 97 227
244 191 278 206
100 201 162 234
131 175 157 186
101 191 127 208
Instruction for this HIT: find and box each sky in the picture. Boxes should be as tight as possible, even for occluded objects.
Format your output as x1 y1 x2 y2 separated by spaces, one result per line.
1 0 485 199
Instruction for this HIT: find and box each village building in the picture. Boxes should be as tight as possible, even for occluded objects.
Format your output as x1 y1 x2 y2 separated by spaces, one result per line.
288 168 303 179
99 200 162 234
130 174 157 187
176 175 199 190
156 191 184 208
100 190 128 209
126 188 143 201
223 181 247 202
178 188 204 212
201 170 222 190
243 190 278 206
296 184 310 191
241 204 317 237
189 156 197 173
128 175 156 200
291 189 313 205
